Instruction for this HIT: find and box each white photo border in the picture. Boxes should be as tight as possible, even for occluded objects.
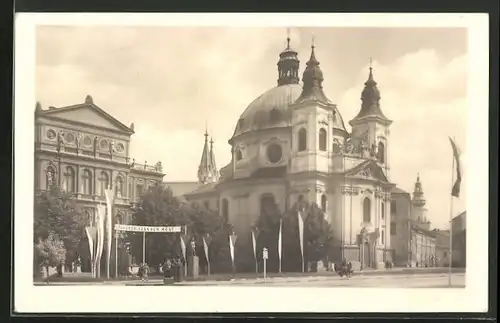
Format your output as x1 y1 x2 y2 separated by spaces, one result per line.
14 12 489 313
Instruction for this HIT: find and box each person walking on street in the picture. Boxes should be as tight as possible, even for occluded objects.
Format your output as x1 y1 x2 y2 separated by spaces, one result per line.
141 263 150 282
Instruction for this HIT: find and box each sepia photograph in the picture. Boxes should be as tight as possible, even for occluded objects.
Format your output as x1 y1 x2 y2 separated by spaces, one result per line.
14 13 489 313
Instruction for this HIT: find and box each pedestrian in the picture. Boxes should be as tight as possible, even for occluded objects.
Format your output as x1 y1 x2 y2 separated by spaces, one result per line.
163 259 172 279
141 263 149 282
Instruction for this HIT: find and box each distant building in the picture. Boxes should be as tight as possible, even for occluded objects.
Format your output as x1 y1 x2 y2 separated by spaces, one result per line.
390 175 437 267
34 95 165 272
432 229 451 267
451 211 466 267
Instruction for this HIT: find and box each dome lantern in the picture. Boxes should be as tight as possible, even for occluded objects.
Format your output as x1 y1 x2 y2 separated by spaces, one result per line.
277 29 300 86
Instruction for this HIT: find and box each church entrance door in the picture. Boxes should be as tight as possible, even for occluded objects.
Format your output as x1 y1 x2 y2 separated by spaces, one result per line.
363 242 370 268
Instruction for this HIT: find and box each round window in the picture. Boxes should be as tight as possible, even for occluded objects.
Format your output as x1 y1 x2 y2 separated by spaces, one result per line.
46 129 56 140
267 144 282 164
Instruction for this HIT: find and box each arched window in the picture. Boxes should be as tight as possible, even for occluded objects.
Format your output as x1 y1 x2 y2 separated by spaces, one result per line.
298 128 307 151
116 213 123 224
45 166 56 189
377 142 385 163
82 169 92 195
363 198 371 223
381 202 385 220
260 194 276 215
236 149 243 161
221 199 229 222
98 171 109 196
319 128 327 151
321 194 327 212
63 166 75 193
115 176 124 197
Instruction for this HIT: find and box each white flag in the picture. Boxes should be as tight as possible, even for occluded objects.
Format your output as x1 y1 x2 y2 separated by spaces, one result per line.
229 235 236 264
85 227 96 276
104 188 114 279
95 204 106 277
252 231 257 260
298 210 304 261
203 236 209 263
278 219 283 261
180 235 186 259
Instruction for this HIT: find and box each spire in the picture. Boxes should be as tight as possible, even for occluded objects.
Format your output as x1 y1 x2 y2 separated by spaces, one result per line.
412 173 426 207
295 37 330 104
352 59 389 121
209 136 219 180
197 129 219 184
277 28 300 86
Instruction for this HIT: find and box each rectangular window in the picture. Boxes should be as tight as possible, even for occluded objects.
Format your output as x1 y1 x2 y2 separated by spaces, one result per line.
381 230 385 244
136 184 143 201
390 222 397 235
204 200 210 209
390 200 397 214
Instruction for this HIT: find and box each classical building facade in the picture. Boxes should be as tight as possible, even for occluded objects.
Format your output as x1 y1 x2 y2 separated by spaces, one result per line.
182 37 407 269
34 95 165 270
390 176 437 267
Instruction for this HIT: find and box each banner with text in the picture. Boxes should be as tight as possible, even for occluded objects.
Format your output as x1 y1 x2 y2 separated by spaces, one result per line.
114 224 182 233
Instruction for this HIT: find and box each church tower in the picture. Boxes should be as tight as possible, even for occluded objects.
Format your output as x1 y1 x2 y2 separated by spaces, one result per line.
289 40 341 210
197 130 219 184
411 174 430 229
349 61 392 178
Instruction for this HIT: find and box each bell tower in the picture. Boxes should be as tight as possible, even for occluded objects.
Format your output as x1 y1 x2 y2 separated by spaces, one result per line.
349 59 392 178
411 173 430 229
289 38 342 213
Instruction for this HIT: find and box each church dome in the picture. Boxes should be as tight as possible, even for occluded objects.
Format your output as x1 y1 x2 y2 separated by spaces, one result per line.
231 83 303 140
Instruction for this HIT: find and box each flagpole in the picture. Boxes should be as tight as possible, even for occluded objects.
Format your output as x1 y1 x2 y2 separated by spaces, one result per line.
279 219 282 273
448 142 455 287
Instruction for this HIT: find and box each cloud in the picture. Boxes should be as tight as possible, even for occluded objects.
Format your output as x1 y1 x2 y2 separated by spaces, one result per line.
35 26 467 230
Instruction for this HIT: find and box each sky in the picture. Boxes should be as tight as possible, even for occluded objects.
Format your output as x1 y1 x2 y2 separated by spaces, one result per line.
35 26 467 229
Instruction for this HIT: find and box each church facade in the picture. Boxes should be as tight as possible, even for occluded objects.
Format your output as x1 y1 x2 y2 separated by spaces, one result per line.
184 37 403 269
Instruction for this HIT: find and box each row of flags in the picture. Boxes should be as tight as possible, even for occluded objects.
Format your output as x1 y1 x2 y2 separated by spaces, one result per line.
176 209 307 274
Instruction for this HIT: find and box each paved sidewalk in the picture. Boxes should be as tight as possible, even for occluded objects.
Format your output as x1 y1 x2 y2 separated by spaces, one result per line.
34 267 463 286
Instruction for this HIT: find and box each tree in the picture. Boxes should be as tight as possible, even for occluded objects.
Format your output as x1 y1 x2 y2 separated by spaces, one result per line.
128 185 189 266
34 186 86 264
301 202 336 265
255 201 337 273
34 234 66 277
128 184 225 268
253 201 282 273
207 220 233 274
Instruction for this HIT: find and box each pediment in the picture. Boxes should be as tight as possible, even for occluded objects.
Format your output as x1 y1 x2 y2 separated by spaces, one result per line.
347 160 389 183
41 104 133 134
